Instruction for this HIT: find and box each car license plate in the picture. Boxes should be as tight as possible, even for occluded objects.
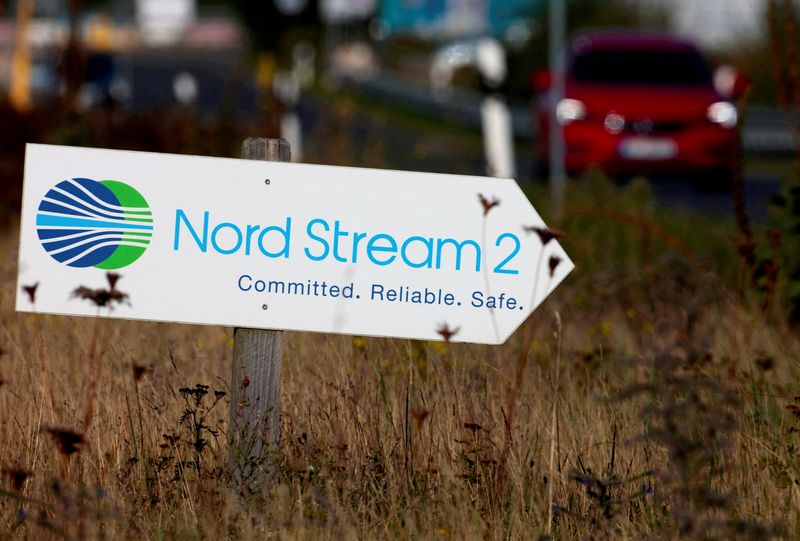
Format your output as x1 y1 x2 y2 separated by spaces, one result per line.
619 138 677 160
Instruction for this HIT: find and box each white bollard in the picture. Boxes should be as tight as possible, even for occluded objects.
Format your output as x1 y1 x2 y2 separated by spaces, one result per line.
476 37 516 179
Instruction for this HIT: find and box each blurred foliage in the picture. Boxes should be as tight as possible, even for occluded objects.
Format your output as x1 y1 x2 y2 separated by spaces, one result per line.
545 172 740 285
712 0 793 107
769 182 800 322
763 0 800 323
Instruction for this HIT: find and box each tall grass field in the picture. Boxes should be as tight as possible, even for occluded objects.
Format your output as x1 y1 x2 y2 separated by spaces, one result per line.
1 167 798 539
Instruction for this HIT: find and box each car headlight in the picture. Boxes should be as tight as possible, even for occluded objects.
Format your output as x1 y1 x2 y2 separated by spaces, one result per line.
556 98 587 125
707 101 737 128
604 112 625 134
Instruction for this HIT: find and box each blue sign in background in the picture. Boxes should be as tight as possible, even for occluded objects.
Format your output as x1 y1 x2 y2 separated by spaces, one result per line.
380 0 446 35
379 0 540 38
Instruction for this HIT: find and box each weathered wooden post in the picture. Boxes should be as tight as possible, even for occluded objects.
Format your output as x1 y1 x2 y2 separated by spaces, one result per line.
229 137 290 491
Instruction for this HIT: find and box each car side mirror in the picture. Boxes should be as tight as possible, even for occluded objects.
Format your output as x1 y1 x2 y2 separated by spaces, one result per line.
714 65 750 100
729 72 750 100
529 68 552 94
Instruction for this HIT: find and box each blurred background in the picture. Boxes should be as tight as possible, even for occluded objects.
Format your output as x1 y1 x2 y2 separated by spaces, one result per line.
6 5 800 535
0 0 796 226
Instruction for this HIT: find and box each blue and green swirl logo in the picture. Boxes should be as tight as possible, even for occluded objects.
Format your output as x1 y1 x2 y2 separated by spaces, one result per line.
36 178 153 269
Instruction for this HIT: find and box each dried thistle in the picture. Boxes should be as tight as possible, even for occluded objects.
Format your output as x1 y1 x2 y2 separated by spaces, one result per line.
22 283 38 304
162 433 180 447
179 384 210 407
436 323 460 343
756 258 780 313
755 355 774 372
412 410 429 431
734 236 756 268
71 285 129 308
106 272 121 290
478 194 500 216
767 229 782 249
787 396 800 419
132 364 149 382
44 427 84 457
548 255 562 277
563 468 654 521
2 467 32 491
524 226 565 246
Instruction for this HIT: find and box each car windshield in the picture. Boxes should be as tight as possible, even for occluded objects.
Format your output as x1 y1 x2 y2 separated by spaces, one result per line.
571 48 712 85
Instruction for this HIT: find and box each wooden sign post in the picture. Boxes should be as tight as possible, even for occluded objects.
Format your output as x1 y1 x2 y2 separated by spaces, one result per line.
229 138 289 489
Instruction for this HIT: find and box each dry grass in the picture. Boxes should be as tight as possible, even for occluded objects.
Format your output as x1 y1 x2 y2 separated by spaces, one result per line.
0 78 798 538
1 171 799 540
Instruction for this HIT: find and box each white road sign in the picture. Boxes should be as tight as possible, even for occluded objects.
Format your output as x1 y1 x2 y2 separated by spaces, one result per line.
16 144 572 344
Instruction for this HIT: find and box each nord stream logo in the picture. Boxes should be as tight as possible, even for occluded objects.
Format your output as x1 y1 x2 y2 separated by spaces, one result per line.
36 178 153 269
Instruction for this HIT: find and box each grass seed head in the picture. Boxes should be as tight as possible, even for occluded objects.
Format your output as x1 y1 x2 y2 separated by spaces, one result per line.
786 397 800 419
71 285 129 308
436 323 460 343
132 364 149 382
22 282 38 304
3 467 32 491
548 255 562 277
478 194 500 216
162 433 180 447
524 226 565 246
106 272 121 291
44 427 84 457
766 228 782 249
734 236 756 262
412 410 430 431
755 355 774 372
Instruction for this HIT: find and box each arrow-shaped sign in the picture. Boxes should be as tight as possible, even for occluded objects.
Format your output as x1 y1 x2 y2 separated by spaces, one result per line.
16 144 572 344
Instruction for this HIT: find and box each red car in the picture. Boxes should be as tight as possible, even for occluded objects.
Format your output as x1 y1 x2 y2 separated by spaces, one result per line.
533 31 747 179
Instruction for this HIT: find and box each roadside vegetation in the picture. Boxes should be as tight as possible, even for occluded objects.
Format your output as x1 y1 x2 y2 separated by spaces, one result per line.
1 151 799 538
3 1 800 534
